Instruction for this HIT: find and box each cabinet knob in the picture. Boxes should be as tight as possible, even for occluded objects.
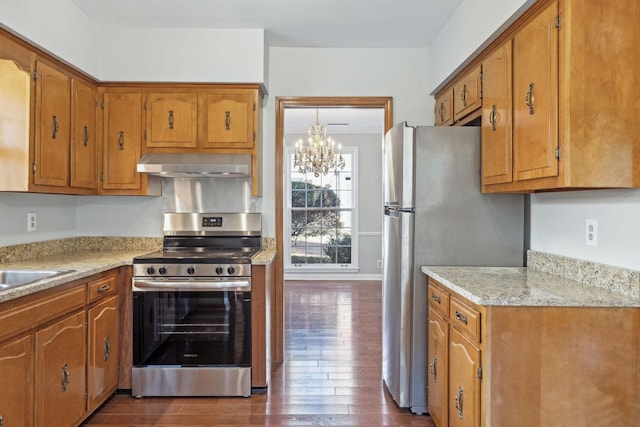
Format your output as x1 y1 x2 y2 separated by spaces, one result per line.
489 104 498 131
225 111 231 130
83 125 90 146
431 293 441 304
118 131 125 150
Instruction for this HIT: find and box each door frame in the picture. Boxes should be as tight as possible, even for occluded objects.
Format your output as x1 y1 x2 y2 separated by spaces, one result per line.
274 96 393 361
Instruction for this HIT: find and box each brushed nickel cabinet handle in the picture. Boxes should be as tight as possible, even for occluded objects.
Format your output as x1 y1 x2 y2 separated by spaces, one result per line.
225 111 231 130
454 385 464 418
168 110 174 129
489 104 498 131
118 131 125 150
97 284 110 293
431 293 441 304
455 311 468 325
0 414 3 427
61 363 71 392
525 82 535 115
104 337 112 361
83 125 89 146
52 115 59 139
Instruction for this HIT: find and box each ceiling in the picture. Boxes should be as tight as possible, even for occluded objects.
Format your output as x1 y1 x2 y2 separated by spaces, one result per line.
70 0 464 48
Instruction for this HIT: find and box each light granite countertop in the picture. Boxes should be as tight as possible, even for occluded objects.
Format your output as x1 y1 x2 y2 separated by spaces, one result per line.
0 249 153 303
0 236 277 303
422 266 639 307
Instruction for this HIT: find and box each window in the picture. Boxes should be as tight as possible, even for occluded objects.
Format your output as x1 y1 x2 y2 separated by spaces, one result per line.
284 147 358 272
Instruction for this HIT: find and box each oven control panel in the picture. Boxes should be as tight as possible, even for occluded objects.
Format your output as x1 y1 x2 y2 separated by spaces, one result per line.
133 263 250 278
202 216 223 227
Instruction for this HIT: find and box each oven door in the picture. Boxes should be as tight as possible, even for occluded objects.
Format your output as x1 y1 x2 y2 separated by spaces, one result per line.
133 278 251 367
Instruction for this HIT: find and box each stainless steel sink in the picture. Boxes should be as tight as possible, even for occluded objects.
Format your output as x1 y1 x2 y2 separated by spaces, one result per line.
0 269 75 290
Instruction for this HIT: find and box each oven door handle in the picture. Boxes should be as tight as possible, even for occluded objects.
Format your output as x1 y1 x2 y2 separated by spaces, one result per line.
133 279 251 291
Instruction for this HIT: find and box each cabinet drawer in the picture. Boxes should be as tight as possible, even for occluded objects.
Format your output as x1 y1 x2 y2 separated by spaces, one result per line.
0 285 86 343
428 282 450 317
450 297 481 342
88 273 118 303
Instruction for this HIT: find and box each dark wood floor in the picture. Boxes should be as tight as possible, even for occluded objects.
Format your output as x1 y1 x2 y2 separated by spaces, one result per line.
83 281 434 426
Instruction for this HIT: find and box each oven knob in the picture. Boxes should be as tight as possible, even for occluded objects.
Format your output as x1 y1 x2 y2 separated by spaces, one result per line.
146 266 155 275
215 266 224 275
158 267 167 275
187 266 196 275
227 266 235 275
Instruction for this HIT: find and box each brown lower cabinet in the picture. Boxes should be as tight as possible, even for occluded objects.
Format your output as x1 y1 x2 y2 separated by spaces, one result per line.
427 277 640 427
0 269 123 427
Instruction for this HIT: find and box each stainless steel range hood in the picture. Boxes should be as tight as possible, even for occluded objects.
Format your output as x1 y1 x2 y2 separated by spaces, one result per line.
137 153 252 177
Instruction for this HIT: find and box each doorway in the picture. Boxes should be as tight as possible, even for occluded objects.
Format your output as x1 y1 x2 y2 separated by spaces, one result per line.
273 96 393 361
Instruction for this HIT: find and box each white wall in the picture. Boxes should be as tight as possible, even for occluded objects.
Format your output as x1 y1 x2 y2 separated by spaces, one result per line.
76 196 163 237
264 47 431 236
0 0 101 77
428 0 533 92
0 193 77 245
531 190 640 271
98 28 266 83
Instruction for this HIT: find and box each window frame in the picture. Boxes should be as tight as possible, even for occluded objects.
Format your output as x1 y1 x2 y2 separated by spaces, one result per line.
283 146 359 273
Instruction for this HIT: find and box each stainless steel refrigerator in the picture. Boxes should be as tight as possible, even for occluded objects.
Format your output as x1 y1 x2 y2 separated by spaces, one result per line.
381 122 525 414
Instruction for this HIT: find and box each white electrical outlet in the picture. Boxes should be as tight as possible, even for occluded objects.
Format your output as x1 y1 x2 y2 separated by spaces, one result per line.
585 219 597 246
27 212 37 232
377 259 383 269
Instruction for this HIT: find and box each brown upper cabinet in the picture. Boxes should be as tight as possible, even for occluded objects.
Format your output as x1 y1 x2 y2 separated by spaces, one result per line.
0 28 265 197
434 90 454 126
101 92 149 194
33 60 71 190
481 0 640 193
201 90 257 150
70 79 99 190
144 92 198 149
481 41 513 186
453 65 482 123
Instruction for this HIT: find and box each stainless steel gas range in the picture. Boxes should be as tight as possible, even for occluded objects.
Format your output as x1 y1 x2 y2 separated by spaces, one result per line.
131 212 261 398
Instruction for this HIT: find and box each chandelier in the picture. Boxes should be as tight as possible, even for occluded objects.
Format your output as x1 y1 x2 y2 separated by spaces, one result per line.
293 109 345 177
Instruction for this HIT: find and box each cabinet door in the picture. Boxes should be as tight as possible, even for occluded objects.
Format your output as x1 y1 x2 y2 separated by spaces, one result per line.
448 328 481 427
70 80 98 190
481 41 513 186
512 2 559 182
145 93 198 148
427 308 448 427
87 296 120 412
0 334 34 427
34 61 70 188
202 91 255 149
434 90 453 126
35 310 86 427
453 66 482 122
102 93 143 190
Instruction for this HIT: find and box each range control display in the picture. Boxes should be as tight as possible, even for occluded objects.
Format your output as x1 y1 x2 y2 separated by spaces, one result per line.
202 216 223 227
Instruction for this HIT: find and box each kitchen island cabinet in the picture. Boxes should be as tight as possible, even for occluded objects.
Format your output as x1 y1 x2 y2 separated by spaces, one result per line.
424 266 640 427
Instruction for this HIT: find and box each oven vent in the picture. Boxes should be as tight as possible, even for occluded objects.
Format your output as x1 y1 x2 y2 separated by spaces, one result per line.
137 153 251 177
